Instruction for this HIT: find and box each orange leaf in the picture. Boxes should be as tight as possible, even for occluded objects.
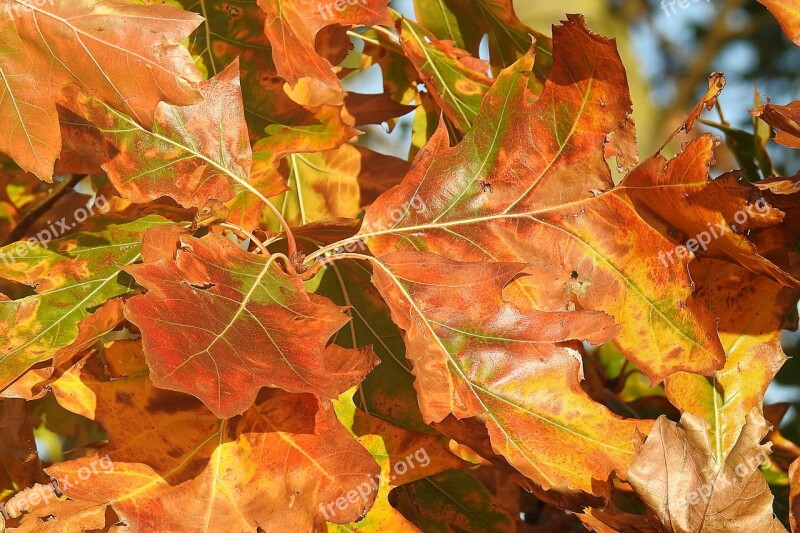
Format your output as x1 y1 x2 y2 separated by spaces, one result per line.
124 231 378 417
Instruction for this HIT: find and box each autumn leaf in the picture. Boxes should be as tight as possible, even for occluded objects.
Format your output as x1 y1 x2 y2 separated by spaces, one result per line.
1 2 800 531
124 231 378 418
45 341 381 530
2 482 112 532
271 145 364 229
0 215 172 391
0 0 203 180
619 142 796 286
751 101 800 149
392 469 516 533
329 389 468 532
1 298 124 401
411 0 552 91
0 399 44 502
312 246 431 435
664 255 797 463
577 505 662 533
399 17 493 134
370 251 651 497
758 0 800 46
58 62 253 210
629 409 785 532
256 0 392 90
356 18 740 383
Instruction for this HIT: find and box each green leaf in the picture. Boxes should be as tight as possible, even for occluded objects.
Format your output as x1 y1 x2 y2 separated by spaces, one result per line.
0 215 172 390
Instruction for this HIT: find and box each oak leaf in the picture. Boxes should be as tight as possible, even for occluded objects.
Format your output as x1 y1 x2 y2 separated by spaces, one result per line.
411 0 552 92
665 255 797 462
399 17 493 134
58 62 252 210
46 341 381 530
124 231 378 417
0 215 173 391
359 16 799 385
256 0 392 90
629 409 785 533
0 0 203 180
370 251 651 497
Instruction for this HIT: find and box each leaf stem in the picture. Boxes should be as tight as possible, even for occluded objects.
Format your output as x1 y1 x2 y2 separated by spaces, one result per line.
238 181 298 261
299 251 375 280
219 222 296 275
219 223 270 255
303 234 372 265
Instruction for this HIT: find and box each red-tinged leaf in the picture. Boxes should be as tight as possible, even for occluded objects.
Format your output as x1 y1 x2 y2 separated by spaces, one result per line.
619 137 796 286
357 19 739 383
758 0 800 46
370 251 651 498
45 342 381 530
58 62 253 210
0 0 203 180
256 0 392 90
124 231 378 418
178 0 363 147
629 409 785 533
0 216 173 392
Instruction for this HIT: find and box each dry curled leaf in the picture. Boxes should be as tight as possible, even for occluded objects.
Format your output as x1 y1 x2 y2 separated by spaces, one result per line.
629 409 785 533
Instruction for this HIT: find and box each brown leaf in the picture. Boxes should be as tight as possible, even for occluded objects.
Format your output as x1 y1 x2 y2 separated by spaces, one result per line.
629 409 785 532
0 399 45 502
751 102 800 149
